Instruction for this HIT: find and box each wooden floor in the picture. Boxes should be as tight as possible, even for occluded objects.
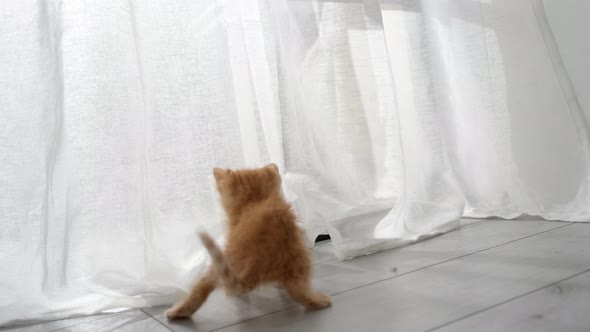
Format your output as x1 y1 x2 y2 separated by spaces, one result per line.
3 219 589 332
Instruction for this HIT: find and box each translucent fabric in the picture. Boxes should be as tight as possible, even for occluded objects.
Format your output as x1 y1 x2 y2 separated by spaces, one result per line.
1 0 588 326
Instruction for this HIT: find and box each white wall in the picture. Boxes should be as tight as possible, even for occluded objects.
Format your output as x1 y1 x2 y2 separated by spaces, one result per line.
544 0 590 113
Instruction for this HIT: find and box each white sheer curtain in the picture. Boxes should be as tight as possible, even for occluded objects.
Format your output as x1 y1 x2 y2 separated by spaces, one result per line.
1 0 588 326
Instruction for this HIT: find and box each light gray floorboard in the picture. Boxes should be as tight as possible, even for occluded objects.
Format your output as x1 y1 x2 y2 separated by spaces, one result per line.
213 223 588 332
60 310 170 332
313 219 568 295
432 269 590 332
2 219 578 332
148 219 567 332
0 314 117 332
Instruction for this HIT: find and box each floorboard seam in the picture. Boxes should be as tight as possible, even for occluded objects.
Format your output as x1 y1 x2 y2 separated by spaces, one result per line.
48 311 127 332
140 309 174 332
208 222 573 331
325 223 574 298
310 221 569 270
425 267 590 332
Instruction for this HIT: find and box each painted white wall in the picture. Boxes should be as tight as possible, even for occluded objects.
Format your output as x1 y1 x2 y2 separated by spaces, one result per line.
544 0 590 113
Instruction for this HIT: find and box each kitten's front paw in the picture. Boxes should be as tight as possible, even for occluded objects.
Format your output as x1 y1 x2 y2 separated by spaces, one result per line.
165 305 193 320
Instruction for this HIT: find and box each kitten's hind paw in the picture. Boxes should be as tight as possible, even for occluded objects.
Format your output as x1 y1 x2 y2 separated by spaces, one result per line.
165 305 193 320
307 292 332 310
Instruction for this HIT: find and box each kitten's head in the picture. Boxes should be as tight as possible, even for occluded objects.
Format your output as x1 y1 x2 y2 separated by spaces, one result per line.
213 163 282 207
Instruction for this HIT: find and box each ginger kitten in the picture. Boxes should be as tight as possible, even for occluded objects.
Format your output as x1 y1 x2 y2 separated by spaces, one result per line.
166 163 331 320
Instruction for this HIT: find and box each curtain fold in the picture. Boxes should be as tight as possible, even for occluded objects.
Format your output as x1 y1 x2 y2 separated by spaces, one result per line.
1 0 588 326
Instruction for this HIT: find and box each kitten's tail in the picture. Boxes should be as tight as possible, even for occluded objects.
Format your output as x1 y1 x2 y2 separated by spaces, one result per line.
198 232 243 291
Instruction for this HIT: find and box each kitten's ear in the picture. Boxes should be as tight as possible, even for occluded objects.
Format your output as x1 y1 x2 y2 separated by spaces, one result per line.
266 163 279 173
213 168 231 182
